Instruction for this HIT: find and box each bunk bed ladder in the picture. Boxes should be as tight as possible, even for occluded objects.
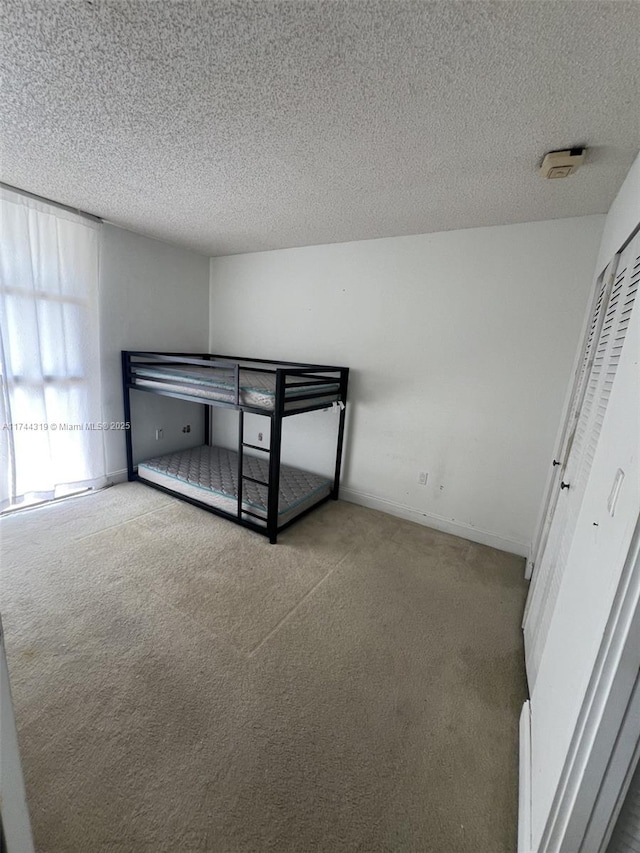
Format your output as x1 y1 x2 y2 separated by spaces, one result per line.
237 407 280 540
266 372 285 544
237 410 244 520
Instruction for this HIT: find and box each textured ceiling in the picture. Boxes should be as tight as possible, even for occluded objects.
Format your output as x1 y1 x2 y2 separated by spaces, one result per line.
1 1 639 256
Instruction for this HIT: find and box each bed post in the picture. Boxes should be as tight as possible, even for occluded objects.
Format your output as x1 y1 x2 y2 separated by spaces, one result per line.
121 351 135 481
237 410 244 519
204 405 211 446
332 367 349 499
204 353 212 445
267 371 285 544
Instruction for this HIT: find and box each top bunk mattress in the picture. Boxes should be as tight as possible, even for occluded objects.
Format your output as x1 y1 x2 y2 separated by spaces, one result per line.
131 364 340 411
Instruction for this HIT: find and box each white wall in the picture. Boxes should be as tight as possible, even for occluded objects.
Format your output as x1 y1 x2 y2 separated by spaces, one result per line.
99 224 210 477
210 215 605 555
595 151 640 276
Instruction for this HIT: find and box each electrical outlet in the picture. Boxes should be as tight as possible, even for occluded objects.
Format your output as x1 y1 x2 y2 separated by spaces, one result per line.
155 428 163 441
418 471 428 486
182 424 191 433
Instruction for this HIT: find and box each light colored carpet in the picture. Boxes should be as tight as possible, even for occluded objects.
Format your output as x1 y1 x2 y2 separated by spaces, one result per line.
0 483 528 852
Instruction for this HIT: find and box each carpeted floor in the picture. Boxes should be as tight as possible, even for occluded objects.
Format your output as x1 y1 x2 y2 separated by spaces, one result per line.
0 483 528 853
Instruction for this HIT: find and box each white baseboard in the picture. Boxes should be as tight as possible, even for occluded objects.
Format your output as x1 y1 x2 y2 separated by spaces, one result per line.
339 487 529 557
106 469 129 486
519 700 533 853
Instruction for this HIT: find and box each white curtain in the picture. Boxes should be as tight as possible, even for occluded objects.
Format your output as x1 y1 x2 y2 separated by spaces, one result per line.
0 187 106 510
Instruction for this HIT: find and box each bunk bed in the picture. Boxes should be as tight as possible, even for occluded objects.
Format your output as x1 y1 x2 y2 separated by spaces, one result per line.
121 352 349 543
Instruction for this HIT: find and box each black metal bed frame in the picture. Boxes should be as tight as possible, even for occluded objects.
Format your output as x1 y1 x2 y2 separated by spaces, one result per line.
121 351 349 543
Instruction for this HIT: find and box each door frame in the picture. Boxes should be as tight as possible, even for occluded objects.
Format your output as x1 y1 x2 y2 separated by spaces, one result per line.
535 513 640 852
584 671 640 852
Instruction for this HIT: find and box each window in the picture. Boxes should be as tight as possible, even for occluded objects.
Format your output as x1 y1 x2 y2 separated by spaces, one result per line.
0 187 106 510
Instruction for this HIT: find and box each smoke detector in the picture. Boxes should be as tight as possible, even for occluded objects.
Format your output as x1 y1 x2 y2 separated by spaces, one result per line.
540 148 587 179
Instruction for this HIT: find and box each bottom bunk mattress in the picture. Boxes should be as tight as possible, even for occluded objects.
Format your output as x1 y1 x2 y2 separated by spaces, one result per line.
137 445 332 528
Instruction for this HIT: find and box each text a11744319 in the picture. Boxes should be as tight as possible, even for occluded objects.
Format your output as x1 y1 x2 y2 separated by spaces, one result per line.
1 422 130 431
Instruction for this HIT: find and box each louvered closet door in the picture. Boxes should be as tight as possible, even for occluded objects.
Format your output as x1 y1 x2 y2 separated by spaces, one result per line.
529 236 640 852
608 761 640 853
524 258 615 627
524 234 640 689
530 271 611 571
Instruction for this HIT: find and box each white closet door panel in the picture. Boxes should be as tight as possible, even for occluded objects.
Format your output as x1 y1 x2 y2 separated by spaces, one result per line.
524 241 637 689
524 270 609 646
524 261 615 637
526 267 613 606
529 256 640 851
608 760 640 853
538 258 633 653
